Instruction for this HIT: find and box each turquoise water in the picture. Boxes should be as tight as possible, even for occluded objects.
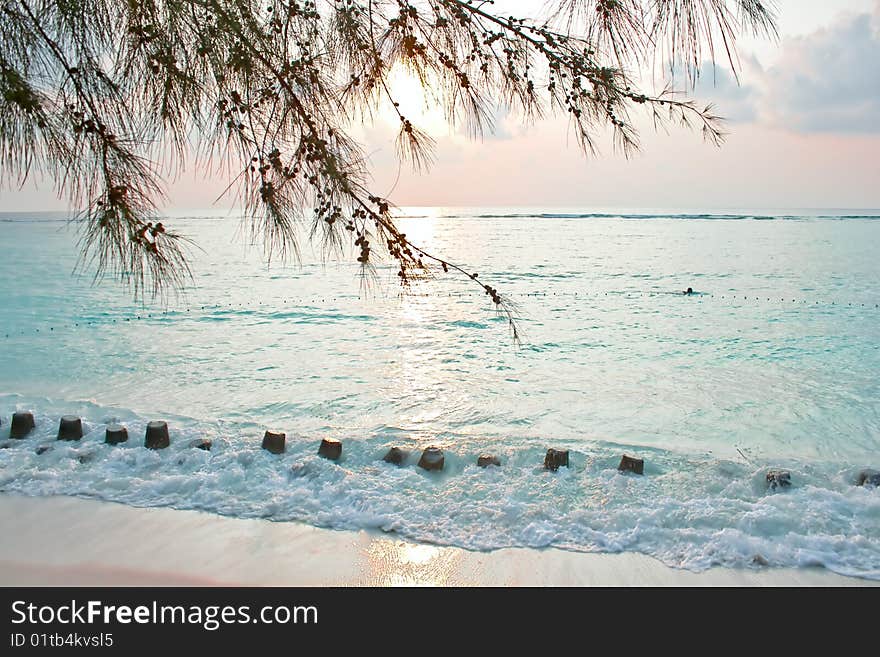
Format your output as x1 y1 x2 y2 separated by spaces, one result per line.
1 208 879 578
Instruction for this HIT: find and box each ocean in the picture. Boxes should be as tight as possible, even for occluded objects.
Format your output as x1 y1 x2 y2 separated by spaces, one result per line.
1 207 879 579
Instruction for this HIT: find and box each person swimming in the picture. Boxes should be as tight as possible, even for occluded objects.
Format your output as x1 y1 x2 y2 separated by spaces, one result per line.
685 287 694 295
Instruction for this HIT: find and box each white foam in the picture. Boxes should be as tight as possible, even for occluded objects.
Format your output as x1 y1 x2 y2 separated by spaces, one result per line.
2 396 879 580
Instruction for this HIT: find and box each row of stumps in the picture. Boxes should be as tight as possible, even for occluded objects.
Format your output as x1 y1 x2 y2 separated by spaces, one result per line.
4 411 173 449
262 433 455 468
5 413 880 488
760 468 880 489
259 431 344 461
544 449 644 475
261 438 634 474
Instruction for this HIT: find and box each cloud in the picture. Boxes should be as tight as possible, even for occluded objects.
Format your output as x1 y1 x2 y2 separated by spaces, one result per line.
679 59 761 124
762 5 880 133
669 5 880 134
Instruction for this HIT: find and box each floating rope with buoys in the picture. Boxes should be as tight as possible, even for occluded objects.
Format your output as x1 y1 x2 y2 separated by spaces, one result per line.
3 289 878 338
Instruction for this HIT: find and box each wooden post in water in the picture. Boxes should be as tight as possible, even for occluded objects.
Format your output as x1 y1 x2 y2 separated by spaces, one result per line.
766 469 791 491
262 430 285 454
145 421 170 449
418 447 444 471
618 455 644 475
318 438 342 460
105 424 128 445
857 469 879 487
10 411 35 439
383 447 408 465
544 448 569 471
57 416 83 441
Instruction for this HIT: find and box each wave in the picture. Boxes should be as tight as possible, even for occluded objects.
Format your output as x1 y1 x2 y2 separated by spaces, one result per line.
3 211 880 223
398 212 880 221
0 217 71 223
2 395 879 580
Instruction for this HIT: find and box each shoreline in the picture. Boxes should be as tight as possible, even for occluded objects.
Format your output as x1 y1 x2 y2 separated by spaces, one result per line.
0 493 874 586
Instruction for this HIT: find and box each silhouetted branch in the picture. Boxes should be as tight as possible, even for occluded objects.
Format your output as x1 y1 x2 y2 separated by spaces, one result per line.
0 0 776 332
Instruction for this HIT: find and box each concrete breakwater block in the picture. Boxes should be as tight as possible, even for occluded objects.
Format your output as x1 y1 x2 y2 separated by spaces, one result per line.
418 447 445 471
544 448 569 471
618 455 644 475
57 415 83 441
477 454 501 468
262 430 285 454
105 424 128 445
766 469 791 491
10 411 35 439
144 421 170 450
318 438 342 461
190 438 212 451
383 447 408 465
857 469 880 487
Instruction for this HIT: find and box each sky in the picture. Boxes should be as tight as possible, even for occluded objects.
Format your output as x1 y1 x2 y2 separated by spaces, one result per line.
3 0 879 211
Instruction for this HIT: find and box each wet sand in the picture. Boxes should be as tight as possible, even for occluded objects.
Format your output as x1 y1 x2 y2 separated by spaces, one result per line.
0 494 873 586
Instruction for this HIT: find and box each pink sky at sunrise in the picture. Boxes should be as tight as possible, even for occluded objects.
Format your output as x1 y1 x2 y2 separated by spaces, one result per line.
3 0 879 211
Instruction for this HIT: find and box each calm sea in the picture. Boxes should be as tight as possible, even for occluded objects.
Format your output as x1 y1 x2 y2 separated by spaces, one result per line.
1 207 879 578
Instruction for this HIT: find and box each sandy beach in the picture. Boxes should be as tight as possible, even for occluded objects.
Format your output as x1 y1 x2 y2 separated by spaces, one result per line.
0 493 873 587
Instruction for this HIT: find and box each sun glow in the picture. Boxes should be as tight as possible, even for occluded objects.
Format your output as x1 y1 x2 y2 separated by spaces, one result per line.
396 211 437 245
365 539 461 586
383 66 450 136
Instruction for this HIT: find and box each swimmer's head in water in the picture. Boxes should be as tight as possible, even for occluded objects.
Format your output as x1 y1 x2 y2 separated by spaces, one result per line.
686 287 693 294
